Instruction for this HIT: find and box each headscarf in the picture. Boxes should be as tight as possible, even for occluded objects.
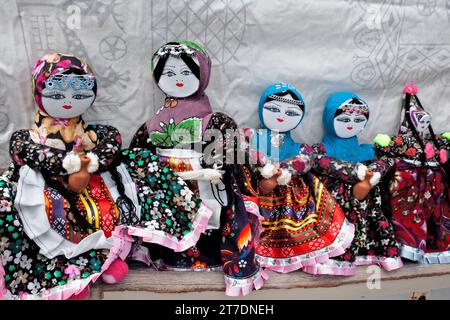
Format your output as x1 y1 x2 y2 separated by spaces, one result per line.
322 92 374 162
254 83 305 162
145 40 214 147
31 53 98 152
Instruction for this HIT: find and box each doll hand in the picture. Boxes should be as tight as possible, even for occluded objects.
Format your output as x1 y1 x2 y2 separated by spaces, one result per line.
276 169 291 186
353 170 374 200
260 162 278 179
258 169 282 195
67 155 92 193
63 152 82 174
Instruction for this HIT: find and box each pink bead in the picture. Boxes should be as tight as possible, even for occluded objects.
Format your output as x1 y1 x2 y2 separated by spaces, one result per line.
440 149 448 164
424 143 435 159
403 84 418 95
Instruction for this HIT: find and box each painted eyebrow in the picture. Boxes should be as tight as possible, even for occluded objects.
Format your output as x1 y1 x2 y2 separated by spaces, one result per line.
265 102 281 107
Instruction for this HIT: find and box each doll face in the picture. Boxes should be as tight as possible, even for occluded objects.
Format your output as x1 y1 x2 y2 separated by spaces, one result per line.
262 94 304 132
41 73 95 119
411 109 431 133
333 110 368 139
157 55 200 98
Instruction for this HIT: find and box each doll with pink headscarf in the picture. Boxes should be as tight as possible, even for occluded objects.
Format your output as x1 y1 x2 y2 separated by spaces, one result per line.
0 53 209 300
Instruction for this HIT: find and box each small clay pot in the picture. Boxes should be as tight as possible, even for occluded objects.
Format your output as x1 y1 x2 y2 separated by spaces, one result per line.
67 155 91 193
259 170 281 195
352 170 374 201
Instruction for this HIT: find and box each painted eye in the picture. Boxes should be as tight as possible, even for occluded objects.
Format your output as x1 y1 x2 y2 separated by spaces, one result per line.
354 118 367 123
336 118 351 123
43 93 65 100
73 94 93 100
181 70 192 76
264 105 281 113
285 110 301 117
163 71 176 77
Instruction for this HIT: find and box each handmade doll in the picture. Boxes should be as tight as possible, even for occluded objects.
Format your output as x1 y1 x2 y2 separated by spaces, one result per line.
296 92 402 276
374 84 449 264
0 53 207 300
238 83 355 273
130 41 266 296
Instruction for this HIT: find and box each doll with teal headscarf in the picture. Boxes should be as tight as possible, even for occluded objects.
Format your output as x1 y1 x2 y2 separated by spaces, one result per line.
239 83 355 273
291 92 403 276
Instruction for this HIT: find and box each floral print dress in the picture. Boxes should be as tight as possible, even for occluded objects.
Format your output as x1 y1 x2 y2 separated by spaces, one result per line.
303 143 402 275
131 112 267 296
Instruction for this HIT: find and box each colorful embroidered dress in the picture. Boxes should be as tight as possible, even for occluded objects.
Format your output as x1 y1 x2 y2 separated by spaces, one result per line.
0 53 207 300
130 41 266 296
239 83 355 273
301 92 402 276
375 85 450 264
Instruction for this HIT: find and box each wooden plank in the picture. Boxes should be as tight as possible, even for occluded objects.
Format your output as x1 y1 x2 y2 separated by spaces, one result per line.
93 263 450 295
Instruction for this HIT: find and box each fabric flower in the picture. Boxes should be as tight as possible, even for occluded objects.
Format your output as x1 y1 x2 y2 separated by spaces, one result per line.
64 265 81 278
318 157 331 169
378 221 390 230
387 247 398 257
191 261 207 270
405 147 417 158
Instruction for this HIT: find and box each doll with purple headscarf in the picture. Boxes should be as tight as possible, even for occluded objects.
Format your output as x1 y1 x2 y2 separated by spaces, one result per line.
130 41 266 296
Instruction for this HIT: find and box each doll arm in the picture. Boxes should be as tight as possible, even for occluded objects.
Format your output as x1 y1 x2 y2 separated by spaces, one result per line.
279 144 314 176
9 125 122 176
300 143 382 185
129 123 157 154
202 113 267 171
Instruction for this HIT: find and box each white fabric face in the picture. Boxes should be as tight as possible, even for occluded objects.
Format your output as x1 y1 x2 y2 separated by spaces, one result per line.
262 94 303 132
41 73 95 119
411 110 432 133
333 112 368 138
157 55 200 98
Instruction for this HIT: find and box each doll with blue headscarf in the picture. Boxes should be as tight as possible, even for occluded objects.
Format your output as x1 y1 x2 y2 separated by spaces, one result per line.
238 83 355 274
292 92 402 276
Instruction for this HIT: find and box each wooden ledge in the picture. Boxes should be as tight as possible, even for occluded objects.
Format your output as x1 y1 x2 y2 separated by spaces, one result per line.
90 263 450 299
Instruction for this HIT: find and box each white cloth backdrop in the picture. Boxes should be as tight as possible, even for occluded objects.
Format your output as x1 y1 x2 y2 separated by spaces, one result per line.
0 0 450 167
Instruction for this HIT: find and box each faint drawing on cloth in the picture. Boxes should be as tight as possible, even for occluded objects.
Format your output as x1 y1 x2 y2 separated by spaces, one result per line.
351 0 450 88
149 0 247 67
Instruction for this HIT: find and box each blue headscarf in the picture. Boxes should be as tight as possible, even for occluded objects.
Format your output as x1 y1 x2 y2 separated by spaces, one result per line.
253 83 306 162
322 92 374 162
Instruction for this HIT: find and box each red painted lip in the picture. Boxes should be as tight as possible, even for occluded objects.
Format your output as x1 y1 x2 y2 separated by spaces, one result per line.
347 127 353 130
277 118 284 122
63 105 72 110
176 83 184 87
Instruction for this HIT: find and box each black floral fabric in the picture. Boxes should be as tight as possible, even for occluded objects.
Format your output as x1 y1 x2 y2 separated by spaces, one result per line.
310 143 400 263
